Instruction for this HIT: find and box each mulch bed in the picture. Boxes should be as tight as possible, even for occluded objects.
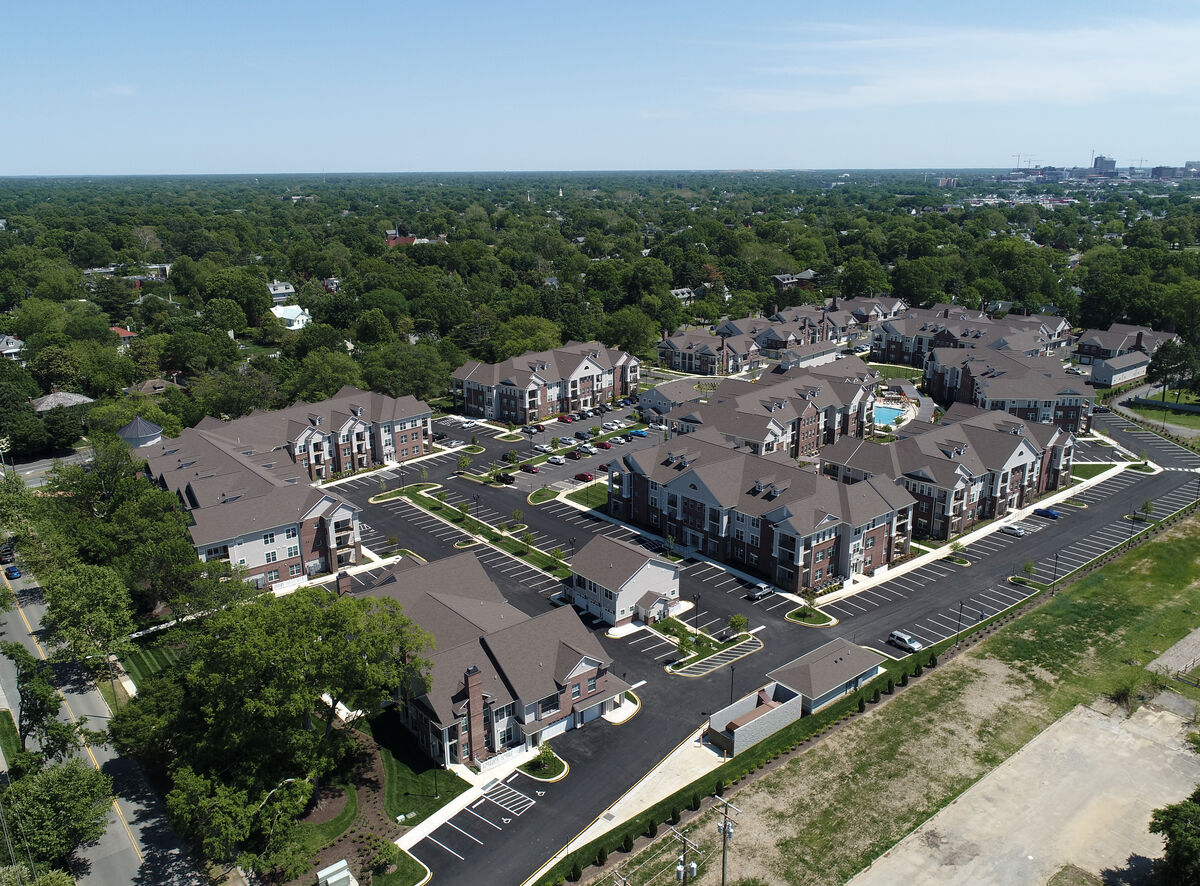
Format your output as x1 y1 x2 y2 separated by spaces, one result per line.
281 729 402 886
298 783 349 828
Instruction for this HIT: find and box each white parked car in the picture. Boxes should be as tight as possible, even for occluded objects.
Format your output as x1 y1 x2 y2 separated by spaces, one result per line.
1000 524 1027 537
533 443 554 454
460 419 478 429
578 444 597 455
547 455 566 465
602 421 618 431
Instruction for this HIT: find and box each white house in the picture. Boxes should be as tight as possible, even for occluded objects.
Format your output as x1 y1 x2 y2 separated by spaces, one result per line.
271 304 311 330
1091 351 1150 388
570 534 680 626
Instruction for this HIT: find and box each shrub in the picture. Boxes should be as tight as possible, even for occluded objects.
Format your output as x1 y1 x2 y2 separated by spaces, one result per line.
596 847 607 866
871 688 880 703
886 677 895 694
900 671 910 686
857 695 866 713
715 780 725 796
622 832 634 853
928 652 938 667
914 661 923 677
670 807 680 825
690 791 701 811
647 820 658 838
569 861 582 882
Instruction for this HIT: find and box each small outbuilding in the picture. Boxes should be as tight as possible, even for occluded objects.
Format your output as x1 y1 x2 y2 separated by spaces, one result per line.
768 637 885 714
117 417 163 449
1091 351 1150 388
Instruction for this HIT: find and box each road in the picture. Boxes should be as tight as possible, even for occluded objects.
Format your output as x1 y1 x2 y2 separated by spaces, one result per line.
0 572 201 884
6 448 92 488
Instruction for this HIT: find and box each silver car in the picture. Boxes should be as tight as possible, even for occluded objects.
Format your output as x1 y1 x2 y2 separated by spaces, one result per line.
1000 524 1027 537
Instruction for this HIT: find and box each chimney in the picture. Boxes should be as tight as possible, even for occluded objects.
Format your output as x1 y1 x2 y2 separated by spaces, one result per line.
465 666 487 764
1135 330 1144 350
335 571 352 596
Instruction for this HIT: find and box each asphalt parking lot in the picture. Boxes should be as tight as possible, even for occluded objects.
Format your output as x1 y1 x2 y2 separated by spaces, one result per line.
1092 411 1200 470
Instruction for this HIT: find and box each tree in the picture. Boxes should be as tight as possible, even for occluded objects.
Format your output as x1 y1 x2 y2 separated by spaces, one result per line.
0 865 75 886
201 297 247 334
2 758 113 869
1141 499 1156 519
839 257 888 299
1151 785 1200 885
204 267 270 325
1022 559 1036 581
40 407 82 451
600 306 657 355
41 563 135 695
283 350 362 402
727 613 749 635
457 454 473 472
490 315 561 362
1148 339 1196 403
0 642 73 760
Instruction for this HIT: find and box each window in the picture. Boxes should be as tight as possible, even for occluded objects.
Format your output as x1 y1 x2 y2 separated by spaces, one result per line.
289 564 303 577
342 447 351 458
340 432 350 443
285 527 298 540
816 549 825 561
296 443 307 453
264 551 277 564
286 545 299 558
587 676 597 692
262 532 276 545
815 568 823 581
266 569 279 582
571 684 581 699
864 536 875 549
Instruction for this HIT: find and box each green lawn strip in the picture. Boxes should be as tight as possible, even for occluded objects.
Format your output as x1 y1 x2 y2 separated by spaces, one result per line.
0 709 20 763
565 485 608 509
361 710 470 825
1070 462 1117 480
529 487 559 505
294 780 357 856
121 639 186 687
866 362 924 382
520 750 567 780
785 605 836 626
371 853 428 886
539 517 1200 885
1130 405 1200 431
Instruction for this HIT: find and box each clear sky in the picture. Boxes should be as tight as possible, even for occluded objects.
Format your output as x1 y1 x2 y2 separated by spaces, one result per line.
5 0 1198 175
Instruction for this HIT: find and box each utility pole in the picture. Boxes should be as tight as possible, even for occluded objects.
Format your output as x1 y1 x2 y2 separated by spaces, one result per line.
670 826 699 884
714 797 742 886
954 600 964 647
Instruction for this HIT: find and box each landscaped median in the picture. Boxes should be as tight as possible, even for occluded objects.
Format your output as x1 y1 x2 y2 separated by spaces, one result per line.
785 603 836 626
648 616 759 675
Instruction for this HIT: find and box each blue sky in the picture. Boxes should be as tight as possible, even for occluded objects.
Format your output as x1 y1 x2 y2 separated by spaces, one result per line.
5 0 1198 175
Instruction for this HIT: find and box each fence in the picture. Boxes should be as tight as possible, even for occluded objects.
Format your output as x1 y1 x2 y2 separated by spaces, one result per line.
1128 396 1200 414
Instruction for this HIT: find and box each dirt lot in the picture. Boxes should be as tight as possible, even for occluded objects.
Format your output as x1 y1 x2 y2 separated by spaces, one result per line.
848 699 1200 886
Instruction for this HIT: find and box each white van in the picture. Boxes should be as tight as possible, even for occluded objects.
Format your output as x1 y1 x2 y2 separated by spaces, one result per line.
888 630 924 653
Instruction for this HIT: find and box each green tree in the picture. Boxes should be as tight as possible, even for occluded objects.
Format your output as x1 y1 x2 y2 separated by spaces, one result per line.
201 297 247 334
457 454 473 472
0 642 73 760
601 306 657 355
39 407 82 451
1148 339 1197 403
3 758 113 869
0 864 75 886
1151 784 1200 885
41 563 135 695
727 613 749 635
283 350 362 402
204 267 270 325
490 315 561 361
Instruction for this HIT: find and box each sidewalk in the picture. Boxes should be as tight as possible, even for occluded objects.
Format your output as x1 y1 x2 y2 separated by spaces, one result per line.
1111 383 1200 439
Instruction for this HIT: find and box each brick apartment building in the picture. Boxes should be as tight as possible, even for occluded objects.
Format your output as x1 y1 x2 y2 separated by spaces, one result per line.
607 431 914 593
145 386 431 588
871 305 1072 368
656 331 762 375
820 404 1074 540
452 341 640 423
1073 322 1180 365
355 555 629 767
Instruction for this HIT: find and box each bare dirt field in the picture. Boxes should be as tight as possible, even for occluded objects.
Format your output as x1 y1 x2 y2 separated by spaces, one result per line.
847 699 1200 886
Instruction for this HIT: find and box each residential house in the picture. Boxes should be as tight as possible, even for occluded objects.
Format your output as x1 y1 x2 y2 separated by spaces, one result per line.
924 348 1093 432
771 270 816 292
871 306 1071 367
267 280 296 304
31 391 94 412
820 404 1074 540
656 331 761 375
570 534 681 626
270 304 312 331
607 432 914 592
637 378 706 422
0 334 23 362
1091 351 1150 387
354 555 630 767
453 341 640 423
1074 323 1180 365
110 326 137 352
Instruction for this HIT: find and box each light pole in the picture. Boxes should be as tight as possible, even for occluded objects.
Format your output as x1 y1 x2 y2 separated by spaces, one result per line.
472 493 479 519
693 593 701 635
729 665 736 705
954 600 964 647
569 536 576 559
1128 499 1135 541
434 765 439 799
1052 551 1060 584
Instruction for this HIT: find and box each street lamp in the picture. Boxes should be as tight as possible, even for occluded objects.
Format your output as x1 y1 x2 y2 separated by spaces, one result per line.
729 665 736 705
1052 551 1060 584
1128 499 1135 541
693 593 701 634
569 536 576 559
472 493 479 518
954 600 964 647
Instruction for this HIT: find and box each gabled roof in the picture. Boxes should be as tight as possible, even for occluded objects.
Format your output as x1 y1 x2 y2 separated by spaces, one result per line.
453 341 637 388
572 534 676 590
767 638 884 700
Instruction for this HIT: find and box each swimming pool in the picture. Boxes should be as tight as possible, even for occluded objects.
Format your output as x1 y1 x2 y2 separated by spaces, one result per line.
875 405 905 426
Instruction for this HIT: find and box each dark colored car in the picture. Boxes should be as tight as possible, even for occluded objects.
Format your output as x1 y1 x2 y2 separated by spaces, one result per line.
496 473 515 485
1033 507 1062 519
432 431 447 441
566 450 583 460
574 430 590 441
574 472 594 482
595 440 612 449
520 463 539 473
597 463 609 472
4 566 20 580
0 551 13 565
535 424 547 432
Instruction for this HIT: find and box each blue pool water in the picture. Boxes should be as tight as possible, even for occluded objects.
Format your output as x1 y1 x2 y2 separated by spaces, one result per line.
875 405 905 426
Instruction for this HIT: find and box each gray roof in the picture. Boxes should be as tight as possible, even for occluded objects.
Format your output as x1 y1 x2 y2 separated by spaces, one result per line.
1096 350 1151 370
31 391 94 412
572 534 676 590
767 638 884 699
453 340 638 388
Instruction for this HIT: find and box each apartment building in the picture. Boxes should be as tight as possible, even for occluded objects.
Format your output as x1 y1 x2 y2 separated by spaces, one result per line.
607 432 914 593
144 386 431 587
820 404 1074 540
871 305 1072 367
1074 322 1179 364
656 331 762 375
453 341 640 423
354 555 630 767
924 349 1093 432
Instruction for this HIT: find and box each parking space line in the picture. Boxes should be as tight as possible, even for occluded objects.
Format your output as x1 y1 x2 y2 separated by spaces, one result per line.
446 821 483 845
465 806 503 830
425 836 464 860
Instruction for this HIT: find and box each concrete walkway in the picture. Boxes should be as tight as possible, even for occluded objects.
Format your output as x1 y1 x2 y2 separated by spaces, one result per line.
1149 624 1200 676
1111 383 1200 438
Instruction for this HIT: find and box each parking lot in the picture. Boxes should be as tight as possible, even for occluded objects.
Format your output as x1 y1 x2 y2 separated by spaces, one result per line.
1092 411 1200 470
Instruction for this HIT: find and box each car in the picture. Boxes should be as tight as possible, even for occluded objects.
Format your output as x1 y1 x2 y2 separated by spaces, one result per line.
1033 507 1062 520
523 425 537 435
888 630 924 654
559 414 574 423
520 463 539 473
747 583 775 601
460 420 478 429
1093 405 1110 414
595 440 612 450
574 430 590 441
535 424 547 433
574 412 588 421
619 398 632 406
578 443 597 455
598 404 612 413
432 431 447 442
574 472 594 482
617 434 634 444
1000 524 1027 537
629 428 648 437
533 443 554 454
547 455 566 465
609 435 626 444
565 450 582 460
0 551 13 565
597 463 609 471
602 421 618 431
496 473 516 485
4 566 20 580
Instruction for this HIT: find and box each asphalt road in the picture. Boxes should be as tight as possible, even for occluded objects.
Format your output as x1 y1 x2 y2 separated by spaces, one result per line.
0 572 202 885
333 422 1200 886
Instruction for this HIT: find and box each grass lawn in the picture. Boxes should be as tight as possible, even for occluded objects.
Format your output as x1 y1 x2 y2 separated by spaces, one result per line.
1070 462 1116 480
867 362 924 382
372 854 428 886
565 484 607 509
0 709 20 763
362 710 470 825
1130 405 1200 431
529 487 558 505
122 638 187 688
605 515 1200 886
294 781 357 856
520 748 566 780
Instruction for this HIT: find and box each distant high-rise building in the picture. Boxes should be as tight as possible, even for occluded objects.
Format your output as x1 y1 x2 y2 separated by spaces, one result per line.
1093 155 1117 175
